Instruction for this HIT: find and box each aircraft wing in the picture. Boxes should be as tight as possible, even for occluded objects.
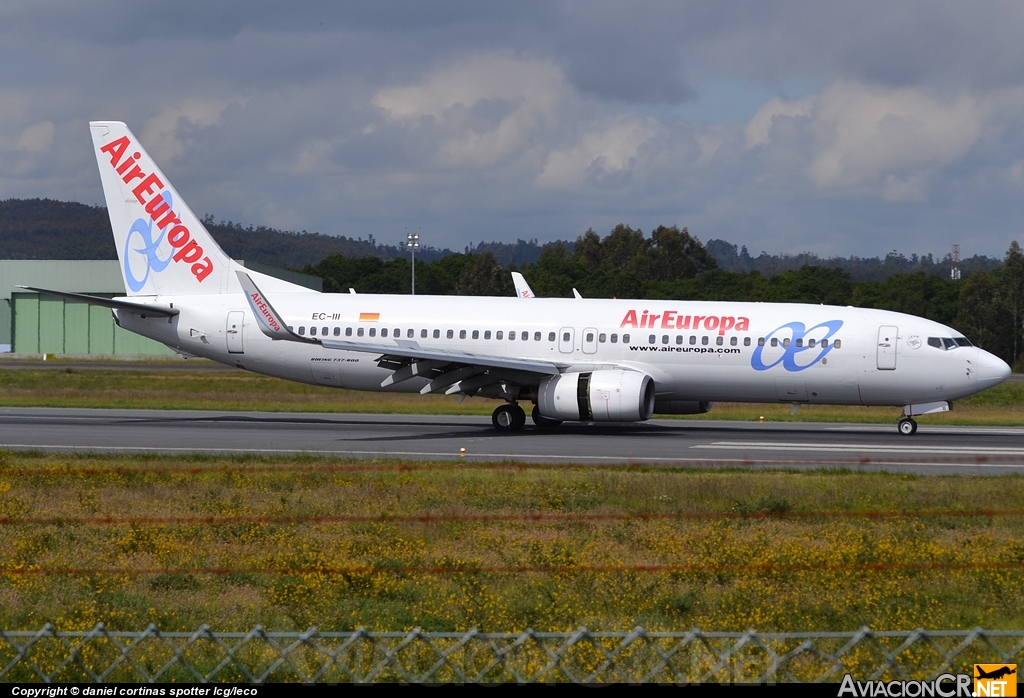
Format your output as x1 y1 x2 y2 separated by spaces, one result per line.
15 286 179 317
320 337 564 376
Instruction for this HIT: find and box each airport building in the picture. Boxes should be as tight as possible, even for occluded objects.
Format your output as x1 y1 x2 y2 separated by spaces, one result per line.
0 260 321 356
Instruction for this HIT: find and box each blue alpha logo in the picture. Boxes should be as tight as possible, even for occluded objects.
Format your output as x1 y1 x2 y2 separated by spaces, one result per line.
123 191 174 292
750 320 843 372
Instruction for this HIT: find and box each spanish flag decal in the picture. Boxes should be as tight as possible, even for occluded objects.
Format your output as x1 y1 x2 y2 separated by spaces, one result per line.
359 312 380 322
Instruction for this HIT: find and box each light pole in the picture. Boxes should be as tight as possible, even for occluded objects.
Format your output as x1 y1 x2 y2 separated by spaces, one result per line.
405 231 420 295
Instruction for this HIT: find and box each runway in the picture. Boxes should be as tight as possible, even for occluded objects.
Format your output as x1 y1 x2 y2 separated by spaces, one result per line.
1 407 1022 474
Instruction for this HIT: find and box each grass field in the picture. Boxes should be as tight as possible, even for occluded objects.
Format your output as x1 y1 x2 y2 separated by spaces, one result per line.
1 362 1022 425
2 451 1023 632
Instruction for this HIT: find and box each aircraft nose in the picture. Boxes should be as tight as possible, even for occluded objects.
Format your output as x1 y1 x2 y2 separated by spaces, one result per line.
977 349 1011 388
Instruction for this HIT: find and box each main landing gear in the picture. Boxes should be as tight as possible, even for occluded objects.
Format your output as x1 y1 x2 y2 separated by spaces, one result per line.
492 403 526 431
897 417 918 436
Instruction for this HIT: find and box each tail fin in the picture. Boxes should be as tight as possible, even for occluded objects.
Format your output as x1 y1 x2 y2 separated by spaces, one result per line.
90 121 236 296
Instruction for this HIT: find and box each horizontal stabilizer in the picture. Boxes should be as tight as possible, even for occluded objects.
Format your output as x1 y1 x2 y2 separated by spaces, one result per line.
15 286 179 317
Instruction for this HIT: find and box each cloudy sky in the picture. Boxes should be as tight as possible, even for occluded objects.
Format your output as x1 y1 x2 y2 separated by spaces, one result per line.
2 1 1024 257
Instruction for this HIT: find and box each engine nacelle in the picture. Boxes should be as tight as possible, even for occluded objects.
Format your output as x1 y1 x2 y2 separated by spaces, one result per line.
654 400 714 415
537 370 656 422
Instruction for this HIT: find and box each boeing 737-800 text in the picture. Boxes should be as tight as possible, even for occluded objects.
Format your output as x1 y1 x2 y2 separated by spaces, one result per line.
22 122 1012 434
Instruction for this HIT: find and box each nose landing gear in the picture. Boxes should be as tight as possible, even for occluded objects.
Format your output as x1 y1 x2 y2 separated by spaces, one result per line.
492 403 527 431
897 417 917 436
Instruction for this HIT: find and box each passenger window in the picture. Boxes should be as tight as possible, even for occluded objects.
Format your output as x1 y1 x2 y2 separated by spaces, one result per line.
380 328 387 338
420 329 427 338
459 330 467 339
369 328 376 337
795 338 803 347
689 336 696 345
472 330 479 339
334 327 341 336
782 338 790 348
758 337 764 347
447 330 454 339
310 327 317 336
771 338 778 347
716 336 723 346
610 334 618 343
675 335 682 345
496 331 504 340
623 334 630 343
548 332 556 342
298 326 306 335
662 335 670 344
407 329 414 338
534 332 542 341
393 328 399 337
648 335 656 344
730 336 737 346
484 330 491 340
701 336 709 345
587 332 595 342
345 327 352 337
744 337 750 346
808 338 815 348
599 333 607 343
834 339 841 349
821 338 828 348
562 332 570 342
433 329 440 339
287 326 293 332
357 327 364 337
510 331 517 340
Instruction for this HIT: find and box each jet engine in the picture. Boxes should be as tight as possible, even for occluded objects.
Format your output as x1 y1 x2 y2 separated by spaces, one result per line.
537 370 655 422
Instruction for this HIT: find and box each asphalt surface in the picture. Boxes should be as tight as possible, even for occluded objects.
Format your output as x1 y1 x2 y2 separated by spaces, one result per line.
1 407 1022 474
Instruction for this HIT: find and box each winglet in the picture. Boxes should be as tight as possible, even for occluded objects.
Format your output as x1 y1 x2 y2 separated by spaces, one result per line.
573 288 583 299
511 272 535 299
235 271 315 342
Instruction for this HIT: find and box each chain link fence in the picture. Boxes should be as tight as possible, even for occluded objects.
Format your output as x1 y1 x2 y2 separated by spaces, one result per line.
1 625 1021 683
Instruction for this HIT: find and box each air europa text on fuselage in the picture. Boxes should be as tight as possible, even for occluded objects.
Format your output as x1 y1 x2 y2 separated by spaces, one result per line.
620 310 750 335
99 136 214 284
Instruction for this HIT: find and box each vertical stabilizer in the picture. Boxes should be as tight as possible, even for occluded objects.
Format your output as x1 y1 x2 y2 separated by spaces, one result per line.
90 121 235 296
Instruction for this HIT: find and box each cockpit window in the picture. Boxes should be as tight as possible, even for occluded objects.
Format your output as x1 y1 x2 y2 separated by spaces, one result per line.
927 337 943 349
928 336 972 350
942 338 957 350
954 337 972 347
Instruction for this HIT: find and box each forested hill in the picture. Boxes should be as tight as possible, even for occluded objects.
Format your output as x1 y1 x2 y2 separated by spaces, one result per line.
0 198 461 267
0 198 1006 279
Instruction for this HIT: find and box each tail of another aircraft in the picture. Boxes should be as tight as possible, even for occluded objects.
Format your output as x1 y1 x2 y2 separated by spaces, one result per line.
90 121 293 297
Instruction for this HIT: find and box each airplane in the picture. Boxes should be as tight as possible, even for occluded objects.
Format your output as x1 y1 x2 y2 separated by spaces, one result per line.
975 666 1016 681
21 122 1013 435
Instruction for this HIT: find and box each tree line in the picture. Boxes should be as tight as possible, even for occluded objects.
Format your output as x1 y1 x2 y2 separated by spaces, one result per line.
304 225 1024 371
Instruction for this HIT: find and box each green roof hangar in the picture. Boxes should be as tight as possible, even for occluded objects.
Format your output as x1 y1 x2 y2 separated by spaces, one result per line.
0 260 320 356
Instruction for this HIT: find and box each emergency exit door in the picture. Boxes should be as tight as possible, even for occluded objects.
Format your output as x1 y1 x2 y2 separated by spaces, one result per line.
226 311 244 354
876 325 897 370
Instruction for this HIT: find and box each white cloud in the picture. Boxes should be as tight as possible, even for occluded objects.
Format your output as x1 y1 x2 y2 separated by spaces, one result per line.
141 99 240 162
808 82 985 191
536 117 656 190
16 120 54 153
745 96 813 148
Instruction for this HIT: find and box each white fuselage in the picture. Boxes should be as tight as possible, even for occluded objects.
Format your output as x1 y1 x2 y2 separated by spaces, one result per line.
116 292 1009 408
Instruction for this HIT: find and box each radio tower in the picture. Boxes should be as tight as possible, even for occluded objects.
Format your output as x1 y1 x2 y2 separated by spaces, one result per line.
951 244 961 280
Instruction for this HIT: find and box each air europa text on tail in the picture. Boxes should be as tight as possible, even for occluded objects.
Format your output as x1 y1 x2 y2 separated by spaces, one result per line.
100 135 214 284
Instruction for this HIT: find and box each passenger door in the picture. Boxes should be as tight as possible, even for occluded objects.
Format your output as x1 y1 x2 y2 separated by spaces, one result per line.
876 325 897 370
226 311 244 354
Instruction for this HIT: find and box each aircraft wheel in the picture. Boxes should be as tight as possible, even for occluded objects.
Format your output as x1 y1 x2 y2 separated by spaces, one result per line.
532 405 563 428
897 417 917 436
511 403 527 430
493 404 525 431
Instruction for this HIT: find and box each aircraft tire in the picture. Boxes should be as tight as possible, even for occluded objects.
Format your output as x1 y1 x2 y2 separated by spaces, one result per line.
493 404 525 431
532 405 563 428
897 417 917 436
